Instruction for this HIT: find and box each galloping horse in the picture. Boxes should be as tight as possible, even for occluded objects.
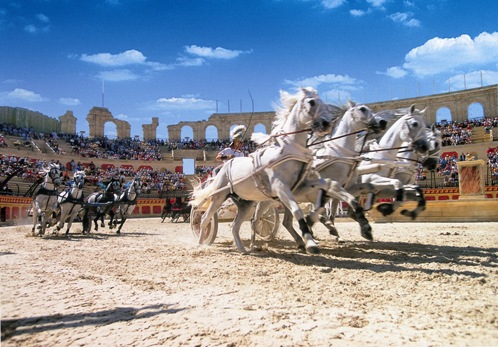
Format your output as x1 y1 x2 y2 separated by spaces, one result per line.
82 179 121 233
190 87 333 254
114 177 142 234
354 105 430 218
55 170 86 237
301 101 386 241
31 164 62 236
394 125 442 185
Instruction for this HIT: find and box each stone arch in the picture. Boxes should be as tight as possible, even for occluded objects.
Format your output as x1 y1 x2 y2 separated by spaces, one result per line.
366 85 497 126
436 107 452 123
86 107 130 139
253 123 267 134
467 102 484 120
104 121 118 139
167 111 275 141
180 125 194 140
205 125 218 140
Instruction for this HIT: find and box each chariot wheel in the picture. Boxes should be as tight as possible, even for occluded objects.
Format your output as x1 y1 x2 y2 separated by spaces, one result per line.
251 201 279 241
190 206 218 245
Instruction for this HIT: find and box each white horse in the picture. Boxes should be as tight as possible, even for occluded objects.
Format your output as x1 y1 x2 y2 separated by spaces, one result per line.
354 105 430 218
54 170 86 237
270 101 382 246
190 87 334 254
301 101 386 241
114 177 143 234
394 125 442 186
31 164 62 237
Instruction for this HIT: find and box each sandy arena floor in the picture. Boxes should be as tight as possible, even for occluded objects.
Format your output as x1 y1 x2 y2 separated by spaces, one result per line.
1 217 497 346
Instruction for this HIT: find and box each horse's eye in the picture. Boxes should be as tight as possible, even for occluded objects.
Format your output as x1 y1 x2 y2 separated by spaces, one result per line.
309 99 316 107
412 121 418 127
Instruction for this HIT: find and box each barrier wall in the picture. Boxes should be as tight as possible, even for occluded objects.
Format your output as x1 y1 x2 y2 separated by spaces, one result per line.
1 187 498 225
0 196 167 225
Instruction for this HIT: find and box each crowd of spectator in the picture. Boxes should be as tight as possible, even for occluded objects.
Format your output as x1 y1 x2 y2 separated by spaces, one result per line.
0 154 187 196
435 116 498 147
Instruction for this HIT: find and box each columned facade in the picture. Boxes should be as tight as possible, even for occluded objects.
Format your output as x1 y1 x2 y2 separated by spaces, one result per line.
167 112 275 141
366 85 497 124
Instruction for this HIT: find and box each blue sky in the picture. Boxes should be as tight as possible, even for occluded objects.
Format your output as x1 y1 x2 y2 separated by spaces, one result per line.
1 0 498 140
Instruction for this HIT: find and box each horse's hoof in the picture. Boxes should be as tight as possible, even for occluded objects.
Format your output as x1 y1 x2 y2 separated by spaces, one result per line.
377 203 395 216
361 225 374 241
306 244 320 254
116 230 120 234
401 209 417 220
302 233 319 254
328 226 339 238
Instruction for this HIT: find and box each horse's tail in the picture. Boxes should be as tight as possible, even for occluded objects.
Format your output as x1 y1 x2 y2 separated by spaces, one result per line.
189 177 214 208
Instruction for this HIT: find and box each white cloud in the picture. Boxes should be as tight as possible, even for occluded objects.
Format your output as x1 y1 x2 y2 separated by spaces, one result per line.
285 73 361 89
389 12 420 27
24 13 50 33
58 97 81 106
321 0 347 9
81 49 147 67
403 32 498 77
176 56 205 67
97 69 139 82
36 13 49 23
149 97 216 112
377 66 408 78
445 70 498 90
184 45 251 59
24 24 37 33
350 9 368 17
7 88 47 102
367 0 387 8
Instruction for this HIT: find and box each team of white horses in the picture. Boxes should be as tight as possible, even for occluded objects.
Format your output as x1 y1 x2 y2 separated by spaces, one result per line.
30 87 441 252
30 166 143 237
190 87 441 254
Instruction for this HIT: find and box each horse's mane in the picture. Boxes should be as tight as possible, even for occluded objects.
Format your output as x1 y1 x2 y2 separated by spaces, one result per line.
272 87 320 133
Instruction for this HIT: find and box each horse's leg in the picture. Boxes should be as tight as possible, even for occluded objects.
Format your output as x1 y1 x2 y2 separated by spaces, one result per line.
275 184 318 254
280 207 306 251
319 198 340 241
230 199 255 254
116 206 128 234
400 185 426 220
324 180 373 241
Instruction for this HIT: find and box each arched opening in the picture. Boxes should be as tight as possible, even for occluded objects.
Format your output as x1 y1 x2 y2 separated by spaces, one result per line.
254 123 267 134
104 121 117 139
467 102 484 120
180 126 194 141
205 125 218 141
436 107 452 124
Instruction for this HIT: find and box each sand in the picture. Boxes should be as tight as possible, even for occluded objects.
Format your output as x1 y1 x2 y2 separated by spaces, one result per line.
1 217 497 346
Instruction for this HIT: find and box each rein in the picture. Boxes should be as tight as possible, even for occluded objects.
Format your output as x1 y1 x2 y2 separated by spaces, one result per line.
363 145 410 154
307 128 367 147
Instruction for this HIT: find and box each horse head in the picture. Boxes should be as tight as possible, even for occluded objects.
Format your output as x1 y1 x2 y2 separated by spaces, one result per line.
400 105 429 154
46 164 62 187
73 170 86 189
133 177 143 194
343 101 376 132
302 88 333 137
274 87 332 138
420 125 442 171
